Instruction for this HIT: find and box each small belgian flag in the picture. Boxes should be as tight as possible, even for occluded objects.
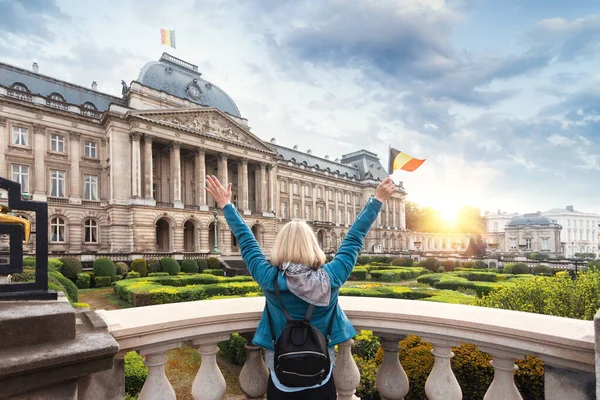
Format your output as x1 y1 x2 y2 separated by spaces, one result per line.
388 148 426 174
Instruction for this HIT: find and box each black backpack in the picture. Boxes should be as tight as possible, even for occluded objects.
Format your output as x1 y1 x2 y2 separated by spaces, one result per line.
265 273 336 388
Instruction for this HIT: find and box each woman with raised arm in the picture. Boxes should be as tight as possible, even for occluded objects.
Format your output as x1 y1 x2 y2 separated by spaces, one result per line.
206 175 396 400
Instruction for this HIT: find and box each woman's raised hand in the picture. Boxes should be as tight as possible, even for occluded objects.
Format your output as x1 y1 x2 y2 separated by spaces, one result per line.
375 176 397 203
205 175 232 209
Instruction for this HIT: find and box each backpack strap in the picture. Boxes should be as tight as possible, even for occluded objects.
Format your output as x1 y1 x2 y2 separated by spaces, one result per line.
273 273 293 322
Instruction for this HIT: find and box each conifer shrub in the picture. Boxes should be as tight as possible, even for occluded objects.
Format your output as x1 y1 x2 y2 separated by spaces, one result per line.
160 257 180 275
181 259 199 274
59 257 83 281
131 259 149 277
93 258 117 282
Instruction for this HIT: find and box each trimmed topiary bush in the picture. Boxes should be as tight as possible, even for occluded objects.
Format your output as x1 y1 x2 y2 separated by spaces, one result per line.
197 259 208 272
181 259 199 274
148 272 169 277
512 262 529 275
10 270 35 282
125 351 148 397
391 257 413 267
115 262 129 277
126 271 141 279
502 263 515 274
147 259 161 274
93 258 117 282
440 260 455 271
131 259 149 277
59 257 83 281
421 258 439 272
532 264 552 276
160 257 180 276
472 260 487 269
95 276 111 287
76 273 91 289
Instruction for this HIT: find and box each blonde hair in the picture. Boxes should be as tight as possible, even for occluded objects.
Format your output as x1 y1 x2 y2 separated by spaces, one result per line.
271 219 326 269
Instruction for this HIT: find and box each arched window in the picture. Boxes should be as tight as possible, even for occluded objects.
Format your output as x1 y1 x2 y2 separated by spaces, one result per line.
11 83 29 92
84 219 98 243
49 93 66 102
50 217 66 242
82 102 97 110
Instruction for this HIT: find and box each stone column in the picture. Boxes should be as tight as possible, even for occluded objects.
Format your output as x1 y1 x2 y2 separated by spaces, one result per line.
139 344 181 400
333 339 361 400
334 190 339 225
241 158 250 215
196 148 208 211
352 191 357 222
392 198 397 229
237 159 244 211
32 124 47 201
301 182 306 219
376 335 409 399
100 138 108 201
344 191 349 226
423 338 462 400
0 116 7 178
218 153 228 187
130 132 142 200
69 131 82 204
170 141 183 209
143 135 154 201
269 164 276 215
260 163 268 216
312 185 317 219
192 336 229 400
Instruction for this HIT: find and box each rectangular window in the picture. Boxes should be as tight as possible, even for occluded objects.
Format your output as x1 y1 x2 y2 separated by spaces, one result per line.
493 222 498 229
510 239 517 249
338 191 342 201
525 238 532 250
587 230 590 241
317 187 322 198
347 210 351 225
12 165 30 193
50 134 64 152
281 181 287 193
338 210 343 224
84 140 97 158
318 206 323 221
293 203 299 218
541 238 549 250
580 220 583 227
567 219 571 227
50 170 66 197
152 183 158 200
293 183 298 195
12 126 29 146
328 208 333 223
580 230 583 240
281 202 287 218
84 220 98 243
328 190 332 201
83 175 98 200
305 206 311 220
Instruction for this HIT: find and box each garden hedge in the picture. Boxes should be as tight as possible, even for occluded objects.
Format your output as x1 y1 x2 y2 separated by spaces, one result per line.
350 267 368 281
149 272 169 277
48 258 63 272
126 271 141 279
23 256 36 267
95 276 112 287
207 257 221 269
197 259 208 272
93 258 117 282
115 262 129 276
339 286 431 300
125 351 148 397
391 257 413 267
218 333 248 365
49 271 79 303
181 259 199 274
532 264 552 276
131 259 149 277
204 268 225 276
512 262 529 275
369 267 428 282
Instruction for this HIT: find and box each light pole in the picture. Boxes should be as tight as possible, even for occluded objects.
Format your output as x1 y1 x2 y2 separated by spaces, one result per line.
212 208 220 255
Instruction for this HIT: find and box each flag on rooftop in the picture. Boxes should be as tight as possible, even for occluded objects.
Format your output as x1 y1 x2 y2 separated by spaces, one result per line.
388 148 426 173
160 29 176 49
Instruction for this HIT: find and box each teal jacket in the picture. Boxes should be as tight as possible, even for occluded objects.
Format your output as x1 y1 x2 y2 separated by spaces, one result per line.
222 197 382 350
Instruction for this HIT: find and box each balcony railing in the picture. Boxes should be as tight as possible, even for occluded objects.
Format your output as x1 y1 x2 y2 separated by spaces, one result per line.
7 89 33 102
97 297 596 400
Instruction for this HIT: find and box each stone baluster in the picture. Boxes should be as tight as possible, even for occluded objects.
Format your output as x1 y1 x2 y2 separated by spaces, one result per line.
239 333 269 399
138 343 181 400
481 348 523 400
422 338 462 400
376 335 409 400
192 336 228 400
334 339 361 400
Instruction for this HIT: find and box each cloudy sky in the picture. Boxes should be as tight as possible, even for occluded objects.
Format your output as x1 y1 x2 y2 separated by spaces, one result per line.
1 0 599 218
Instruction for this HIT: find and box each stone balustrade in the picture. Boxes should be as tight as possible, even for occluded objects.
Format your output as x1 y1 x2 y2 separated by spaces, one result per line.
97 297 597 399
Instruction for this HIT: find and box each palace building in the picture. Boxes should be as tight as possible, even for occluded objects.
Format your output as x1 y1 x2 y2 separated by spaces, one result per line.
0 53 408 258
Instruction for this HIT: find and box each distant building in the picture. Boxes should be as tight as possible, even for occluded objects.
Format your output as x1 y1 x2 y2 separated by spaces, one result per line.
501 213 562 256
543 206 599 258
484 210 520 233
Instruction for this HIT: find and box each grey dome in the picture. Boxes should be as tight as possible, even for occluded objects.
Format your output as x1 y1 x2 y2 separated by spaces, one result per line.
138 53 241 117
507 215 554 226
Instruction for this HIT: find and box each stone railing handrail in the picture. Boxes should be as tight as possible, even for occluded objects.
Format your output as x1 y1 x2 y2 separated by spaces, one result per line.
97 297 596 399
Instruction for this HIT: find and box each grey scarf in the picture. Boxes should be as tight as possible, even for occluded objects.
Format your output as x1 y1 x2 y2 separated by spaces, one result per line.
280 262 331 306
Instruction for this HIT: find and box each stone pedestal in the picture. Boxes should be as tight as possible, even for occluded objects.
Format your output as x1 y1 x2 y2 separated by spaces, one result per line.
0 296 119 399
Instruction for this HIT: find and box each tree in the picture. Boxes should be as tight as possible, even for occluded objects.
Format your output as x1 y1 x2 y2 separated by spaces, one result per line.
464 235 486 257
456 206 485 234
405 201 421 231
